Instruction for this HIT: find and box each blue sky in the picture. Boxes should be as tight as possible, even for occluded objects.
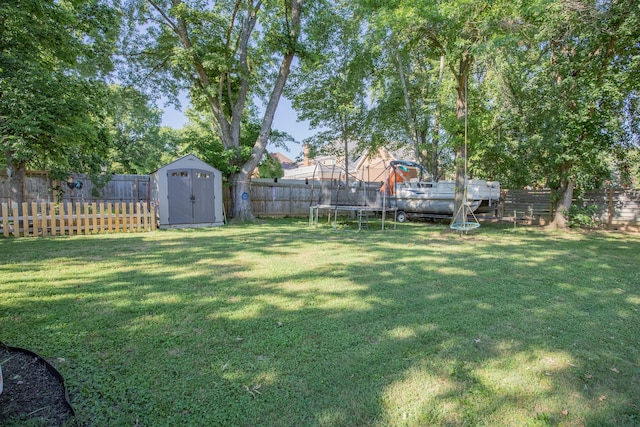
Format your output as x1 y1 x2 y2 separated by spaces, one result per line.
160 95 313 161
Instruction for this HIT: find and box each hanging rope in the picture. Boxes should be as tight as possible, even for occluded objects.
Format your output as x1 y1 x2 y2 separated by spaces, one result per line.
450 73 480 232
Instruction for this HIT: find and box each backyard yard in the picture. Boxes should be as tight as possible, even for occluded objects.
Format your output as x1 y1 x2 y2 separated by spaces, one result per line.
1 219 639 426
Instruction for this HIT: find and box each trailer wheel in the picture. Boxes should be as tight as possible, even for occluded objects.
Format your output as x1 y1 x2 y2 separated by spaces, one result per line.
396 211 407 223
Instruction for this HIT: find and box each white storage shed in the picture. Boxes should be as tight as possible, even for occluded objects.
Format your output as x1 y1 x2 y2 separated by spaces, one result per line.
151 154 224 227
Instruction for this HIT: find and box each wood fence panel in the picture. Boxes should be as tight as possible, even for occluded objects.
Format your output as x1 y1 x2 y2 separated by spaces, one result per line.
83 203 89 235
129 202 135 232
114 203 121 232
50 203 56 236
21 203 29 236
91 203 97 233
97 203 104 233
0 202 154 237
107 203 113 232
250 181 640 228
74 202 81 236
12 204 18 237
150 205 156 231
500 190 553 223
31 202 39 236
1 172 150 204
250 180 381 218
40 202 48 236
2 203 8 237
66 202 73 236
3 174 640 229
120 203 126 232
610 189 640 228
59 203 65 235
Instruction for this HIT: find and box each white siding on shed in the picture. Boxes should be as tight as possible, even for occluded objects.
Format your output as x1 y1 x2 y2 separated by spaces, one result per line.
150 154 224 227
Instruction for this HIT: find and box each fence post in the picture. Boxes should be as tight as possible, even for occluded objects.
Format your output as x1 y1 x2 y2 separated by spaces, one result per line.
41 201 48 236
22 202 29 237
139 202 146 231
129 202 137 233
66 202 73 236
91 202 97 234
97 202 103 233
30 202 39 236
128 202 133 231
150 204 156 231
135 202 141 232
59 203 65 236
74 202 81 235
114 202 121 232
2 203 8 237
608 187 613 229
50 202 57 236
11 204 18 237
123 202 128 232
56 203 62 235
107 202 113 232
132 202 138 232
59 203 65 235
83 203 90 235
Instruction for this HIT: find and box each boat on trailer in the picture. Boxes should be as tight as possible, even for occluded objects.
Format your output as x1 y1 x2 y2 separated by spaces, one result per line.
381 160 501 222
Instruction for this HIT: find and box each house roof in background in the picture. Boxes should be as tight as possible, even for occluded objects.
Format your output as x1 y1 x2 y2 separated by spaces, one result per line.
269 152 296 170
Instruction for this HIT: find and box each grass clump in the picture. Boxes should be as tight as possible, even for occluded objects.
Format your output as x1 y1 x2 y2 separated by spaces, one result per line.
1 219 639 426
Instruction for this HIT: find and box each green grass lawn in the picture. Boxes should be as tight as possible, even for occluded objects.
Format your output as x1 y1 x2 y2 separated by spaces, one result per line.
1 219 639 426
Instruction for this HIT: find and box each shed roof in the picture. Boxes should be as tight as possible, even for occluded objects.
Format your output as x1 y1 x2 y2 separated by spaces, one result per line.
152 154 220 174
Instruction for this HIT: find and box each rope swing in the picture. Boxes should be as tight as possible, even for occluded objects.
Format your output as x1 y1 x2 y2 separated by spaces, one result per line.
450 73 480 232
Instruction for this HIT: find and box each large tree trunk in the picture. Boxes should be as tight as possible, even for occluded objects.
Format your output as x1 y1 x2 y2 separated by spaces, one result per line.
549 177 575 229
226 0 302 222
5 152 26 208
229 173 254 222
167 0 303 222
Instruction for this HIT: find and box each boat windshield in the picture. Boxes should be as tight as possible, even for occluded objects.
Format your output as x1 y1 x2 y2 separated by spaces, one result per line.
381 160 433 195
390 161 432 182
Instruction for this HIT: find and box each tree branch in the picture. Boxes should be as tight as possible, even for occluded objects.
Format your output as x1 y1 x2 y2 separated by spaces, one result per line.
229 3 260 144
244 0 302 174
165 0 231 143
147 0 179 34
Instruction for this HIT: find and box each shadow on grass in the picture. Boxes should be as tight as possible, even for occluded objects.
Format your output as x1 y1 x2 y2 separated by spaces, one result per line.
1 221 639 425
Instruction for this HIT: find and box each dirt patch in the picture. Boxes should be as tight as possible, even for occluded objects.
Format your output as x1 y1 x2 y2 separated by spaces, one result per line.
0 346 75 426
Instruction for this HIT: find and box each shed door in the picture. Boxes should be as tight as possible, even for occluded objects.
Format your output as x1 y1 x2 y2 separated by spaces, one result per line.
167 168 216 224
192 169 215 223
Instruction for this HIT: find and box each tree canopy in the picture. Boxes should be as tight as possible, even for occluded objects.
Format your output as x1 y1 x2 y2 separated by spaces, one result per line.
3 0 638 227
489 0 640 227
106 85 179 174
123 0 305 221
287 0 369 179
0 0 120 204
289 0 639 227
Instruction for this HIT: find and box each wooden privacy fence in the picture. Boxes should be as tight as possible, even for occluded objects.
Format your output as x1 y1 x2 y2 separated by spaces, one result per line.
249 180 640 229
0 172 149 204
3 173 640 230
500 188 640 228
0 202 156 237
500 189 554 224
249 178 382 218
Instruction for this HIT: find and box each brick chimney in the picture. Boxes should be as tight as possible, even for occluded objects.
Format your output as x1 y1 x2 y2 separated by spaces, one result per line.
303 143 311 167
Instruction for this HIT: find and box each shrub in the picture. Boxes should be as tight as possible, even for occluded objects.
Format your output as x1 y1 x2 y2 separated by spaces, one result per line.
566 204 600 228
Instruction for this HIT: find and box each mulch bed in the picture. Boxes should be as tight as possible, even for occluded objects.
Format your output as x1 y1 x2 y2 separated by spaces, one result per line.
0 345 75 426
